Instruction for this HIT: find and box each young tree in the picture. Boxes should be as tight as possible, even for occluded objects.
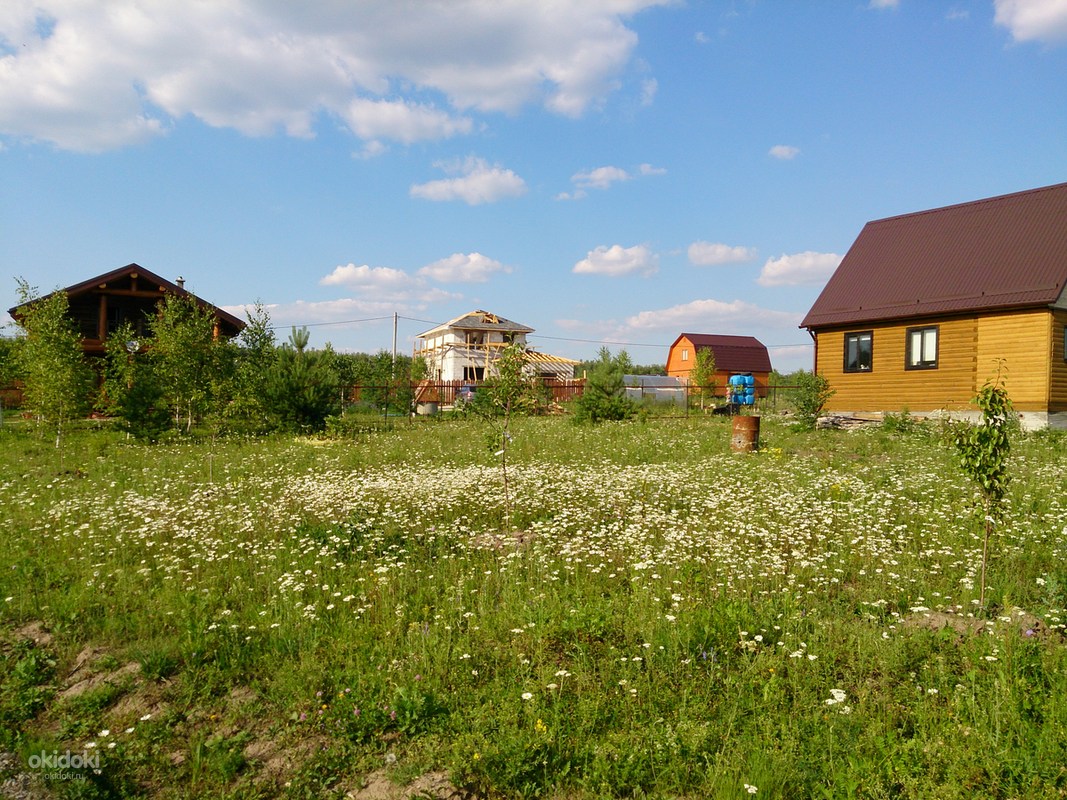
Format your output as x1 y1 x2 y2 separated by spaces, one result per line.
149 293 219 433
466 342 542 532
263 327 341 432
228 302 277 431
688 347 717 410
952 367 1013 609
101 323 170 441
11 279 92 447
573 347 636 424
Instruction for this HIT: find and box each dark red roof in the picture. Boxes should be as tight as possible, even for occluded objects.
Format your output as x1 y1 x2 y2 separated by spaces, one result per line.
674 333 772 372
801 182 1067 329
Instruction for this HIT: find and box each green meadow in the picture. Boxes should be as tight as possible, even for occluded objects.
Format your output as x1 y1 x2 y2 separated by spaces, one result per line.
2 414 1067 798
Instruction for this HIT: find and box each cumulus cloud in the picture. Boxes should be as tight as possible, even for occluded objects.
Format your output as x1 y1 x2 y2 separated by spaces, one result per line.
573 165 632 191
410 156 527 205
320 264 415 292
0 1 669 151
994 0 1067 43
418 252 512 283
573 244 658 277
768 144 800 160
341 98 472 145
624 298 799 332
558 162 664 200
757 251 841 286
688 241 758 266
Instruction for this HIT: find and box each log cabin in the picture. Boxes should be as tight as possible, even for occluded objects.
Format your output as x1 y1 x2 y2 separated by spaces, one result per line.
8 263 246 360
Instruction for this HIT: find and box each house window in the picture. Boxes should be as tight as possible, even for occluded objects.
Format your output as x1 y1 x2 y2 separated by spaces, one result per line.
844 331 873 373
681 349 689 362
906 326 938 370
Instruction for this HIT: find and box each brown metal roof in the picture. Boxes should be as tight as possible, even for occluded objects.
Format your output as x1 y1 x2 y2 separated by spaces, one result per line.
801 182 1067 329
673 333 772 373
416 309 535 338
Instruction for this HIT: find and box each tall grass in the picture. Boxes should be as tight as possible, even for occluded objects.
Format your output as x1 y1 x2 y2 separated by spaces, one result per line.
2 416 1067 798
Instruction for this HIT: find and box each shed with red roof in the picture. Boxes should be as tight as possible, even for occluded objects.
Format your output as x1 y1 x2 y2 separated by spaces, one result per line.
666 333 771 397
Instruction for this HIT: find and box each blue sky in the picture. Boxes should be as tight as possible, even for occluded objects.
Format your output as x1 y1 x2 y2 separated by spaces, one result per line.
2 0 1066 373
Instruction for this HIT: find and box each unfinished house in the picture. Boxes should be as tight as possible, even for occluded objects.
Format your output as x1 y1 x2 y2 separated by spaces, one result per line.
413 310 578 382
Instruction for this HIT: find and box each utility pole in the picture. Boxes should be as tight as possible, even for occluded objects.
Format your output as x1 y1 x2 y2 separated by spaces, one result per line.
391 311 398 377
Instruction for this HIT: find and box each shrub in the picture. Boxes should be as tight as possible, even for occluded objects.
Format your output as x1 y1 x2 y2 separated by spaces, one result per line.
573 348 636 424
790 372 834 430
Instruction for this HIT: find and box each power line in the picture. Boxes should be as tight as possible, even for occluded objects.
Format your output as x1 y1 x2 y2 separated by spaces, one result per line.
267 315 393 330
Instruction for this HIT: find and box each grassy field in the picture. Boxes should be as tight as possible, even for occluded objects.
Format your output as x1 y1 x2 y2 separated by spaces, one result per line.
2 413 1067 799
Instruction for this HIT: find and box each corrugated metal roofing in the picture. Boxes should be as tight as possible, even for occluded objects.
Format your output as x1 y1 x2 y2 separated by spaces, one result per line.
676 333 772 373
801 182 1067 329
416 309 534 338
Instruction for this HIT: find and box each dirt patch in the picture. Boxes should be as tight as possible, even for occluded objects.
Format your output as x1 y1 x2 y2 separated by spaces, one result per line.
345 769 466 800
58 648 140 701
13 622 52 649
903 607 1055 642
244 736 325 785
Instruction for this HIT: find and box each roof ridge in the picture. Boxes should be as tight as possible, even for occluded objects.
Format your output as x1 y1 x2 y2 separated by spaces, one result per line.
870 181 1067 226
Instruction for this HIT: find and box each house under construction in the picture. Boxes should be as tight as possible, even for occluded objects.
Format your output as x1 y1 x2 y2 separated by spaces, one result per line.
413 310 579 382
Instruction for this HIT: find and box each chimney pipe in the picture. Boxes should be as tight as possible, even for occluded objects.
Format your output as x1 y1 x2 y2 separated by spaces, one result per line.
176 276 185 289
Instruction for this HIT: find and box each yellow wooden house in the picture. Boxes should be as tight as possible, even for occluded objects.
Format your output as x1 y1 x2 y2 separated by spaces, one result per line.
801 182 1067 430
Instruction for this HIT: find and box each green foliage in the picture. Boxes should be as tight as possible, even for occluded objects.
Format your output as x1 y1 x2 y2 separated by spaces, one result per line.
148 293 221 433
952 376 1013 509
790 371 835 430
225 301 277 432
100 322 170 441
688 346 717 408
952 369 1014 608
0 334 21 387
0 639 56 747
6 419 1067 798
334 349 420 415
262 329 341 432
881 408 918 435
11 279 93 446
464 342 544 531
573 347 637 424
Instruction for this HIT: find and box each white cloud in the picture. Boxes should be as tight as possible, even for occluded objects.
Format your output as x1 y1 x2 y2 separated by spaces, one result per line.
688 241 757 266
623 298 800 332
573 165 631 190
410 156 527 205
418 252 512 283
320 263 415 292
768 144 800 160
868 0 899 9
640 78 658 106
0 1 670 151
757 251 841 286
341 98 472 144
573 244 658 277
994 0 1067 44
559 162 664 200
